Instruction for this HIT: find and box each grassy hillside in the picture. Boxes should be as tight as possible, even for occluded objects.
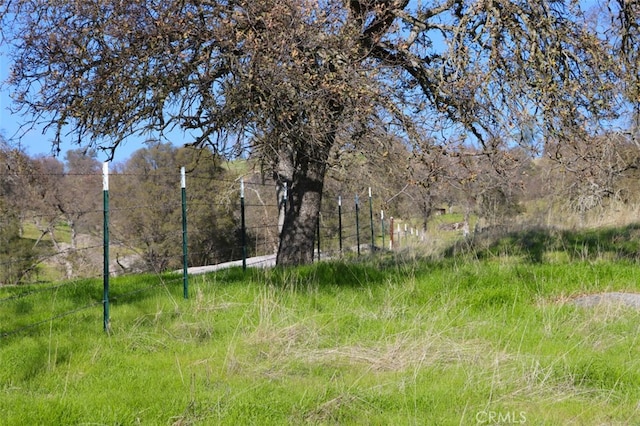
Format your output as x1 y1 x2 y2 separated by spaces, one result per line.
2 236 640 424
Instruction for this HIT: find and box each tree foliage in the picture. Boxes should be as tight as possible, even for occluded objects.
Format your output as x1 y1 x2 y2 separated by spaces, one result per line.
110 142 240 272
0 140 42 284
1 0 636 265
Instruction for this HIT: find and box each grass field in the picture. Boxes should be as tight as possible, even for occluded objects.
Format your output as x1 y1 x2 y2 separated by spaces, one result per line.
2 228 640 424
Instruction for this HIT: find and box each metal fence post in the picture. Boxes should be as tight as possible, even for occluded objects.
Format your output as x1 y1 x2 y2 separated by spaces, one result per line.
102 162 110 332
368 187 374 252
240 179 247 271
355 194 360 256
181 167 189 299
316 215 321 261
390 217 394 250
338 196 343 255
381 210 385 250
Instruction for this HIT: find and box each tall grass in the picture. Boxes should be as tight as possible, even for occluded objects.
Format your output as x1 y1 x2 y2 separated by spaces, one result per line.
2 231 640 424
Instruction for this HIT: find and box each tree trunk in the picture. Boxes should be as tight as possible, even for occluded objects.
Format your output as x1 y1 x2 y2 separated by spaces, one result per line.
275 146 329 266
69 218 78 250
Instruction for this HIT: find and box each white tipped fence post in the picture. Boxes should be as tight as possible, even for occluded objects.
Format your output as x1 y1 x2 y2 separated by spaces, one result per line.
102 162 110 332
181 167 189 299
368 187 374 251
355 194 360 256
380 210 385 250
338 196 343 254
240 179 247 271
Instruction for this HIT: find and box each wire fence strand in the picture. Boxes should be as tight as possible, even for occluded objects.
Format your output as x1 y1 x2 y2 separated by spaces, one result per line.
1 166 411 338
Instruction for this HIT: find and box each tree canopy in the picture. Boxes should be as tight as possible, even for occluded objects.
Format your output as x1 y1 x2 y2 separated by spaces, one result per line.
1 0 637 265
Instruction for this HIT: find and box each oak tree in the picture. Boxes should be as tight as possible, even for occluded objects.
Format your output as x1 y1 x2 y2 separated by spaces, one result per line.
1 0 632 265
0 140 41 284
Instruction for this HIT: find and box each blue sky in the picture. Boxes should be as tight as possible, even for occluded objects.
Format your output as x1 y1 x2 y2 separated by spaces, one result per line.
0 46 151 163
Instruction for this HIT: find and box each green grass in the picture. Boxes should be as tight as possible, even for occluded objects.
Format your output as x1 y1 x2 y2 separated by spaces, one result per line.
12 221 74 283
2 241 640 424
20 221 72 245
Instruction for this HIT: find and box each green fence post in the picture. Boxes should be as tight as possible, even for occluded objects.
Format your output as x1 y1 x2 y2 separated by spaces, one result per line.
240 179 247 271
316 214 321 262
338 196 343 255
102 162 110 332
355 194 360 257
181 167 189 299
381 210 385 250
369 187 374 252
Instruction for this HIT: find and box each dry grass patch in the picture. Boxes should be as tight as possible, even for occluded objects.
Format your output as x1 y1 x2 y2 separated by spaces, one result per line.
292 333 503 372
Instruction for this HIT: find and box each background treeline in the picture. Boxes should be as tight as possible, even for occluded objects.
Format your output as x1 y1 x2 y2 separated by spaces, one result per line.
3 129 640 285
1 140 243 284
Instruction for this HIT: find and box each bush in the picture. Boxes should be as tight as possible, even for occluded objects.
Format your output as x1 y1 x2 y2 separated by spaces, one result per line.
0 210 40 285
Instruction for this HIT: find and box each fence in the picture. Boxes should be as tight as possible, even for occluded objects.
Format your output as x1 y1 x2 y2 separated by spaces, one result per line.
0 163 428 337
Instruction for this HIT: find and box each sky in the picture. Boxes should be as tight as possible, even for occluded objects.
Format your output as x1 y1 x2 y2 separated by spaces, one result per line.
0 47 156 164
